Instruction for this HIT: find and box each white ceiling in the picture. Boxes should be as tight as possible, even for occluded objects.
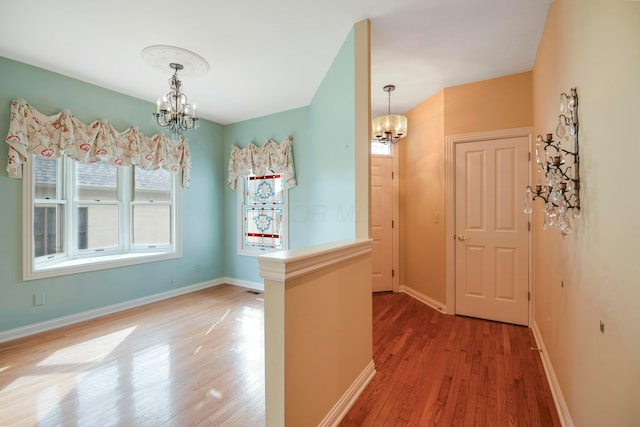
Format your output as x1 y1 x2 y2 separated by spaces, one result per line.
0 0 550 125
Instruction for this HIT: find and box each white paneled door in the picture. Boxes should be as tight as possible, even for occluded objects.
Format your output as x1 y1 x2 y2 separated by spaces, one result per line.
455 136 529 325
371 156 393 292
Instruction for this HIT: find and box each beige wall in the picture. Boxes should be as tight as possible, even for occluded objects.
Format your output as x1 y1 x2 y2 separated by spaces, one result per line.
532 0 640 425
260 240 373 426
355 19 371 240
400 73 532 305
285 254 372 426
444 72 533 136
399 90 446 302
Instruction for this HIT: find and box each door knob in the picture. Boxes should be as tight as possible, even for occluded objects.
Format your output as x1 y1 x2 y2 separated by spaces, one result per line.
457 235 470 241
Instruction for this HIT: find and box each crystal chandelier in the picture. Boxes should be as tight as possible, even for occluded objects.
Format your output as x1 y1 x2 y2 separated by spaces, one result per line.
372 85 408 144
523 87 581 235
153 63 199 144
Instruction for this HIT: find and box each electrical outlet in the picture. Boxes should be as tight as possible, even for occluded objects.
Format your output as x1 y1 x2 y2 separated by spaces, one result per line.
33 293 45 306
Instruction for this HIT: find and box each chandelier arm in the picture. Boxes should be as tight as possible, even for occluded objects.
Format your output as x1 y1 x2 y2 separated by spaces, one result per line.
564 193 579 208
532 193 549 204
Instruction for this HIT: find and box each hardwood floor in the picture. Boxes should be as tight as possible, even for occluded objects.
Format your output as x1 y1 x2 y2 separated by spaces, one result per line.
340 292 561 427
0 284 265 427
0 286 560 426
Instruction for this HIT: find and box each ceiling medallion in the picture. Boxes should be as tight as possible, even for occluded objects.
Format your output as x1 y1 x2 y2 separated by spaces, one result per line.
141 45 210 77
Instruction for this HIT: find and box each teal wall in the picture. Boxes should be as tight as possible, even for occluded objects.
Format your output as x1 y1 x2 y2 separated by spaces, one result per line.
222 27 358 283
223 107 310 283
0 56 226 333
308 28 357 244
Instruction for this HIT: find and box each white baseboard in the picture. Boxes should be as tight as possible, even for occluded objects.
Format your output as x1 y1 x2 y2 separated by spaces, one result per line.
318 360 376 427
532 321 574 427
399 285 447 313
0 279 225 343
220 277 264 292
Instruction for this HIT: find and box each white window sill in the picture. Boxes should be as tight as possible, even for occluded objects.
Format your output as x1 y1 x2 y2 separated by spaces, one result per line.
238 247 284 257
25 250 180 281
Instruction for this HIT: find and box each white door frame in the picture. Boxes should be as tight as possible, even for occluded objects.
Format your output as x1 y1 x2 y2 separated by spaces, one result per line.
445 127 533 325
392 147 399 292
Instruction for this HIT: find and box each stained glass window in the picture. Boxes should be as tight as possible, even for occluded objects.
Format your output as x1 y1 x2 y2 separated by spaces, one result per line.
242 173 286 252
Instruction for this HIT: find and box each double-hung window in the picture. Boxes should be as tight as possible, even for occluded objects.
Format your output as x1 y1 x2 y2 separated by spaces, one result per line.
33 156 65 260
74 160 120 253
238 171 288 255
131 166 173 248
25 154 180 280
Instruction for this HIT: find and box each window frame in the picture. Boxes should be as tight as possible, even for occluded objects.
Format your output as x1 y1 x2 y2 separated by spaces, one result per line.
71 160 123 256
237 171 289 257
23 155 182 281
370 139 393 156
33 203 66 262
130 166 175 251
32 156 67 264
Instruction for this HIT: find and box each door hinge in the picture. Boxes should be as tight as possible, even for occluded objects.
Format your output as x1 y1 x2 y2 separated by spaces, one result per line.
392 269 395 278
528 222 531 231
528 152 532 161
528 291 531 301
392 220 394 228
392 171 394 179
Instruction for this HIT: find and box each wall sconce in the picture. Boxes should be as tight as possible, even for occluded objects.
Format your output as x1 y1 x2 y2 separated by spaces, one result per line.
523 88 580 235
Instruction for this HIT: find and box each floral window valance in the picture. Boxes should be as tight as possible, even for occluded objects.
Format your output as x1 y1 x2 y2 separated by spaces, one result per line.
5 99 192 187
227 137 296 190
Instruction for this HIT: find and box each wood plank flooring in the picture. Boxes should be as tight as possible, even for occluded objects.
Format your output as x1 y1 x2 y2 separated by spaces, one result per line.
340 292 561 427
0 286 560 426
0 284 265 427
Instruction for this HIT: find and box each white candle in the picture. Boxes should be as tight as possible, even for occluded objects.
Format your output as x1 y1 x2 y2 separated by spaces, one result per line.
156 99 161 114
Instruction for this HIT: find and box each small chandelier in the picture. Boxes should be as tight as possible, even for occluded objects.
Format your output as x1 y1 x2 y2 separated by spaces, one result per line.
153 63 199 144
372 84 408 144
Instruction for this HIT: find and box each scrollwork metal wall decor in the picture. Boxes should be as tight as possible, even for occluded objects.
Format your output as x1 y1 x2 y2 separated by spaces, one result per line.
524 87 581 235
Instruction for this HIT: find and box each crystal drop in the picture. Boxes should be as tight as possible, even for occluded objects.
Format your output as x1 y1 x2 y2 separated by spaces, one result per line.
536 168 543 185
560 213 572 234
560 94 568 113
548 208 556 227
556 120 566 139
557 213 566 229
523 188 533 214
